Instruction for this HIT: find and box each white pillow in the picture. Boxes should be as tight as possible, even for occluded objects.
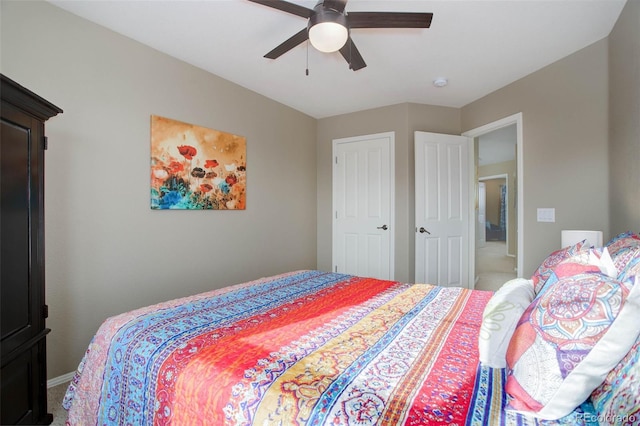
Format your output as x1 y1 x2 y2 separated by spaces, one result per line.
594 247 617 278
478 278 535 368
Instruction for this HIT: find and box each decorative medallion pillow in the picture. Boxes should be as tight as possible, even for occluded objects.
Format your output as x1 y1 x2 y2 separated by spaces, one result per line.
531 241 587 294
606 232 640 283
606 231 640 252
555 247 616 279
478 278 535 368
619 258 640 284
505 272 640 420
590 310 640 425
536 247 617 296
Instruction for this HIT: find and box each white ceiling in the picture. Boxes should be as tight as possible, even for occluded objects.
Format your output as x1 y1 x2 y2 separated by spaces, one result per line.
48 0 626 119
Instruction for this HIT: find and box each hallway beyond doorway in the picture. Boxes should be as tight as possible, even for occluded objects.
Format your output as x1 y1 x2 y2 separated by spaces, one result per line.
475 241 516 292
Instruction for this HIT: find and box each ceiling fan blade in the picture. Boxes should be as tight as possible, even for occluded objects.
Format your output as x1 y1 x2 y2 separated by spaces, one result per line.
339 38 366 71
348 12 433 29
264 28 309 59
322 0 347 13
247 0 312 18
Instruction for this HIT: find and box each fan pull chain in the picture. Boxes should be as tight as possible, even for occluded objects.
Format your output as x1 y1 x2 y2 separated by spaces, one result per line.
306 40 309 76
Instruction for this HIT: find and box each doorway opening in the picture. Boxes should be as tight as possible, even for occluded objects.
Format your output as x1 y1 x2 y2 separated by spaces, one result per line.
463 113 523 291
477 174 515 290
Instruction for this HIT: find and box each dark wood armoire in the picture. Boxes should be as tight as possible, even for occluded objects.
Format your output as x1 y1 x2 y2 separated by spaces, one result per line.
1 74 62 425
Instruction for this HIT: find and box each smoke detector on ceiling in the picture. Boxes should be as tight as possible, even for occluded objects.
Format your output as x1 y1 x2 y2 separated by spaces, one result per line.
433 78 448 88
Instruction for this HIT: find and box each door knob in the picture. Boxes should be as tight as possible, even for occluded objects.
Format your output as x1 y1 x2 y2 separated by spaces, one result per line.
419 227 431 234
377 225 388 230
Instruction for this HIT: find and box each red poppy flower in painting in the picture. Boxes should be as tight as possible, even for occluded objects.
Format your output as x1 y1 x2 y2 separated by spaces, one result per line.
225 174 238 186
200 183 213 193
168 161 184 174
205 159 219 169
177 145 197 160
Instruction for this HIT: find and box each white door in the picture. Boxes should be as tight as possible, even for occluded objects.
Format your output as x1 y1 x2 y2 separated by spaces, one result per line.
333 132 394 280
415 131 470 287
478 182 487 247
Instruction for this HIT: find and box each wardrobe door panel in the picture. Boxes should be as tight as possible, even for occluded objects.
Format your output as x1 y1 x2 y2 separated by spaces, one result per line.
1 114 38 352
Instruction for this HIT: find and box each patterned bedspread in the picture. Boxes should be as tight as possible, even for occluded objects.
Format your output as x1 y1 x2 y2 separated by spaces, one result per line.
63 271 595 425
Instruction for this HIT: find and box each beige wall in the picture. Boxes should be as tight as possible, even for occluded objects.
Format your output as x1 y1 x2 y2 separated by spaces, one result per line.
462 39 610 277
1 1 318 378
609 0 640 234
316 103 461 283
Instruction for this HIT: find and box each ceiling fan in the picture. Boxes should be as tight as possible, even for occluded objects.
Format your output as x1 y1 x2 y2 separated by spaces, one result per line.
248 0 433 71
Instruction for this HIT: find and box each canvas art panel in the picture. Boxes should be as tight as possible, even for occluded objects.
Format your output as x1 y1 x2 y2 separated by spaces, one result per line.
150 115 246 210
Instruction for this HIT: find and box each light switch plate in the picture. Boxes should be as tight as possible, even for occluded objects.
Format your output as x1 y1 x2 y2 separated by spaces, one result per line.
537 208 555 222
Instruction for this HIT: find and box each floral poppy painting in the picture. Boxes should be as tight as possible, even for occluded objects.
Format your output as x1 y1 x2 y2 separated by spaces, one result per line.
151 115 246 210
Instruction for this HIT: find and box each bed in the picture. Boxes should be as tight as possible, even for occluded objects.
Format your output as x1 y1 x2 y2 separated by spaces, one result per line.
63 232 640 425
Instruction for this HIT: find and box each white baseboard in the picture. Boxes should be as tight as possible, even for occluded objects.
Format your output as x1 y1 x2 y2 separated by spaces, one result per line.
48 371 75 388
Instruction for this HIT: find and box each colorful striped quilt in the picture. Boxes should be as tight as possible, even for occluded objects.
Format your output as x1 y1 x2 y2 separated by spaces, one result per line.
63 271 595 425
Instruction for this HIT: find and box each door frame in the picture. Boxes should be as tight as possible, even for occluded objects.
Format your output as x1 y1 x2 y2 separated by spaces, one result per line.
462 113 524 281
331 131 395 279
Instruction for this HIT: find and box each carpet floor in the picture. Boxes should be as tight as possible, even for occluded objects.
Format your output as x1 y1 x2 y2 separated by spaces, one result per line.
475 240 517 292
48 381 69 426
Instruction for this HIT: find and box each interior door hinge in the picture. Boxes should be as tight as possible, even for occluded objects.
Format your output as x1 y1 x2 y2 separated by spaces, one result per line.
335 156 338 164
43 304 49 319
335 265 338 273
43 136 48 150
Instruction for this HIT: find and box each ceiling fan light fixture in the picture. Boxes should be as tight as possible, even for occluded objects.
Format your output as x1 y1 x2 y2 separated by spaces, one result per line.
308 9 348 53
